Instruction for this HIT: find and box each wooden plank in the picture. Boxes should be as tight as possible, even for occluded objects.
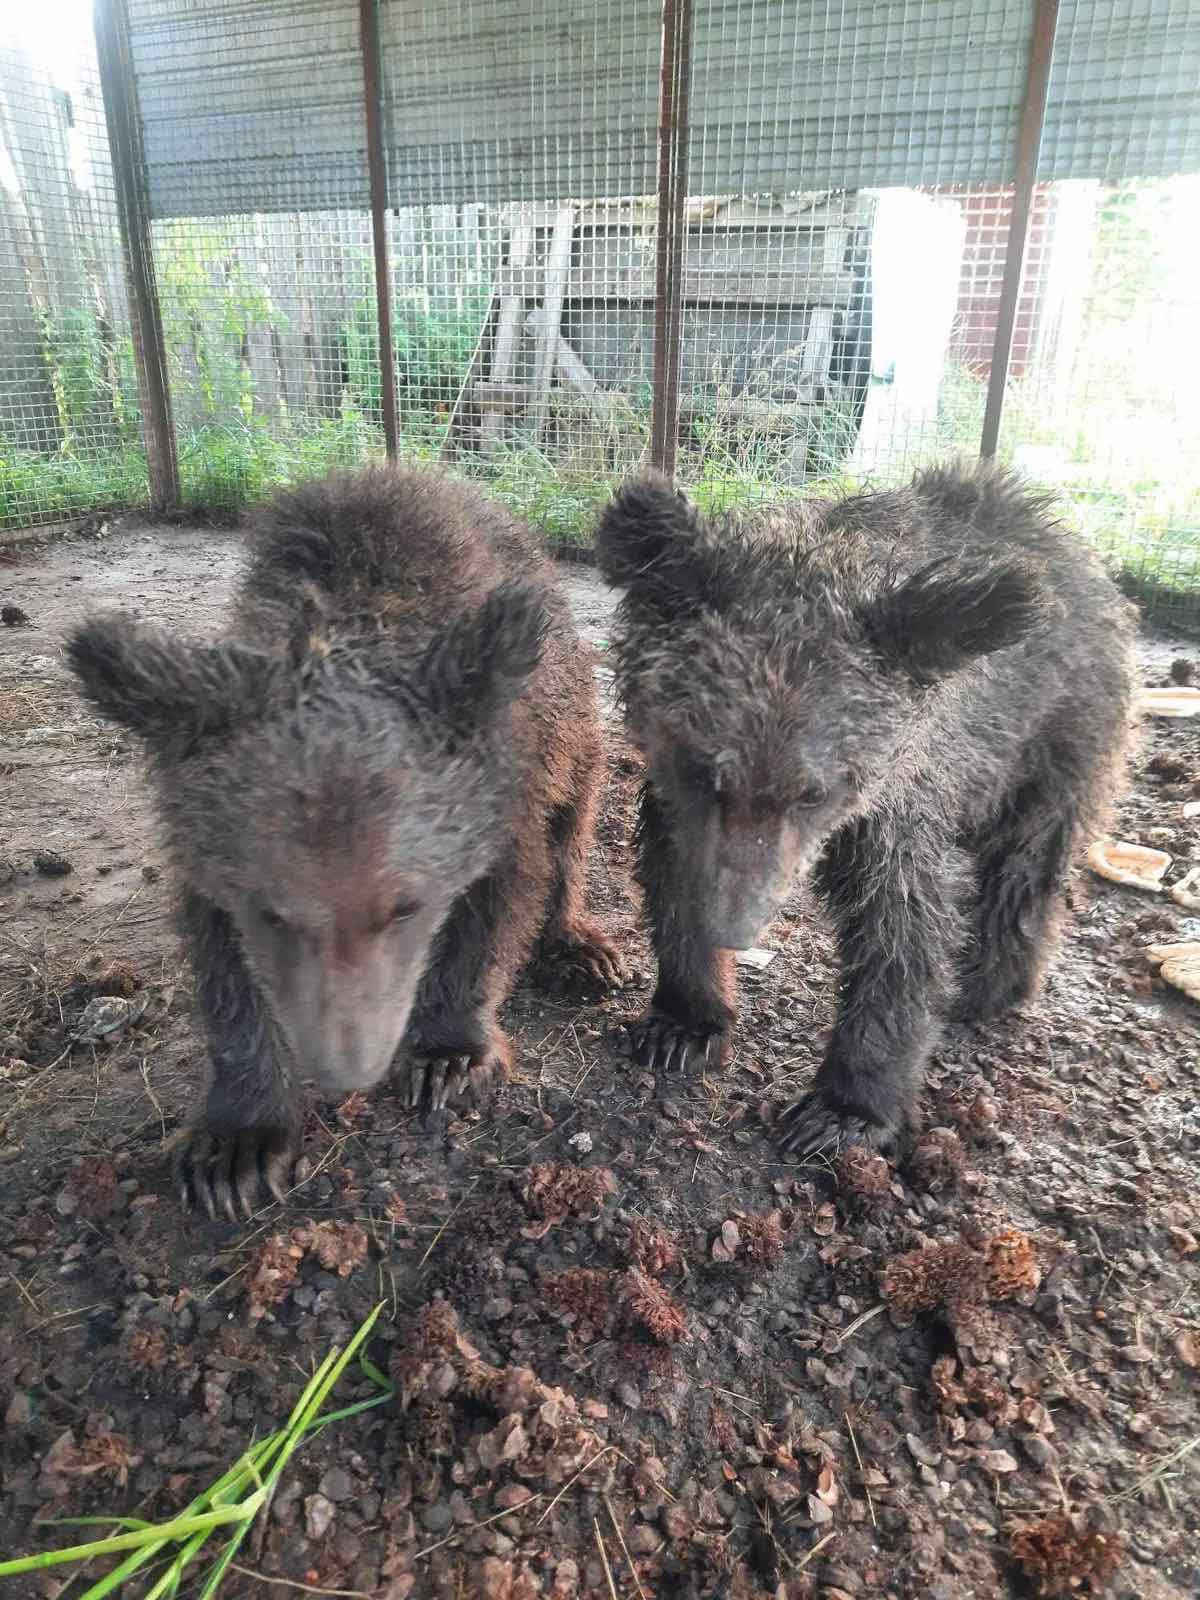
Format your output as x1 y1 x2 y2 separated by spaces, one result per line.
528 206 575 442
679 394 821 420
800 306 836 381
470 384 825 420
578 228 829 279
523 315 620 424
495 262 854 306
470 382 531 413
570 195 873 232
479 220 534 454
500 202 573 228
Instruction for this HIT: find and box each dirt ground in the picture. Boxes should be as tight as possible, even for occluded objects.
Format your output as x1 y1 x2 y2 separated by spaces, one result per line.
0 516 1198 1600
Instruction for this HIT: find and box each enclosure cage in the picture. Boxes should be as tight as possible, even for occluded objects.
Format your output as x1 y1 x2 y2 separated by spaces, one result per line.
1 0 1199 627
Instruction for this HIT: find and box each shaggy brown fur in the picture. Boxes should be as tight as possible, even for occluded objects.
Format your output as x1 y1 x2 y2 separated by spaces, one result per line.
595 460 1134 1156
68 466 620 1218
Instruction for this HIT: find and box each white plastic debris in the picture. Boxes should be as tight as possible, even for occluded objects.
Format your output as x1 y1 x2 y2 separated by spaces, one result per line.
1170 866 1200 911
1085 840 1170 892
1138 687 1200 718
568 1130 593 1154
1145 941 1200 1002
734 947 777 971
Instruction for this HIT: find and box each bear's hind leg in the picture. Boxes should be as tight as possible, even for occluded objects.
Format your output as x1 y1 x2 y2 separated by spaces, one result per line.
957 710 1117 1022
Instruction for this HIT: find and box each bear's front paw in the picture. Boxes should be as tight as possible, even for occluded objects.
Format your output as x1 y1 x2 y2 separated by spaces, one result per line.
401 1032 512 1112
775 1090 901 1159
546 919 627 990
175 1116 299 1221
620 1011 731 1074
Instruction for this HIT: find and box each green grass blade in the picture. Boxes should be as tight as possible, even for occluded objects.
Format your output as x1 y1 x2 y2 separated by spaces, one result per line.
0 1503 252 1579
0 1304 387 1597
36 1515 156 1532
358 1354 393 1391
195 1511 258 1600
139 1527 215 1600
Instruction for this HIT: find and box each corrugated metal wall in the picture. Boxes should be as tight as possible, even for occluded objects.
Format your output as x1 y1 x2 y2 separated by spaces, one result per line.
124 0 1200 221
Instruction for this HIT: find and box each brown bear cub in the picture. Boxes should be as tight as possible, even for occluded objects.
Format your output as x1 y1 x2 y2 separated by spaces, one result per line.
69 466 621 1218
595 461 1134 1156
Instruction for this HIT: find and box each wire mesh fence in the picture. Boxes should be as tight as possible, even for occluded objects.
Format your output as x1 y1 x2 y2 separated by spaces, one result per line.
1 0 1199 628
0 22 147 527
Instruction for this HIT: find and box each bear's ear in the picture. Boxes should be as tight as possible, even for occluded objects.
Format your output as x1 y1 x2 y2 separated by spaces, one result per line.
860 557 1044 687
419 581 548 738
67 615 277 754
595 470 712 605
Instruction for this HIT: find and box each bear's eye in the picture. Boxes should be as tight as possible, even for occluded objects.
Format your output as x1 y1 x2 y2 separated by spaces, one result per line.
390 897 421 925
795 782 828 808
260 907 289 932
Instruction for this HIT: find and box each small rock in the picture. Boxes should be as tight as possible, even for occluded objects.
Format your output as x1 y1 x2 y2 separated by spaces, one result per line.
318 1466 355 1502
661 1503 689 1539
33 851 73 877
5 1391 32 1426
1019 1434 1058 1471
711 1221 741 1263
421 1501 455 1533
380 1580 416 1600
304 1492 336 1540
977 1449 1019 1474
628 1523 660 1554
552 1558 580 1595
906 1433 941 1469
617 1382 642 1410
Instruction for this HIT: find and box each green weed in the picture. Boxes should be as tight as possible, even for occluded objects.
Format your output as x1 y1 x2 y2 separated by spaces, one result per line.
0 1305 392 1599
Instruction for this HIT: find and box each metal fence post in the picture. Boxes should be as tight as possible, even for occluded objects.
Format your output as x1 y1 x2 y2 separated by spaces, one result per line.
649 0 694 479
93 0 179 511
359 0 400 461
980 0 1060 460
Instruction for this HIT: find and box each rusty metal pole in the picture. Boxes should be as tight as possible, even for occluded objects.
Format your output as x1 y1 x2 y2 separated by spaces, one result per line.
980 0 1059 459
93 0 179 511
649 0 694 478
661 0 693 478
359 0 399 460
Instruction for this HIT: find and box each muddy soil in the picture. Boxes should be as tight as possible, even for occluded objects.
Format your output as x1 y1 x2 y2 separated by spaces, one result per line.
0 518 1198 1600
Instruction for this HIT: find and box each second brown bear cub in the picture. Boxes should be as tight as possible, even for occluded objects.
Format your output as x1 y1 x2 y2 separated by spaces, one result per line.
69 467 621 1218
596 461 1134 1156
